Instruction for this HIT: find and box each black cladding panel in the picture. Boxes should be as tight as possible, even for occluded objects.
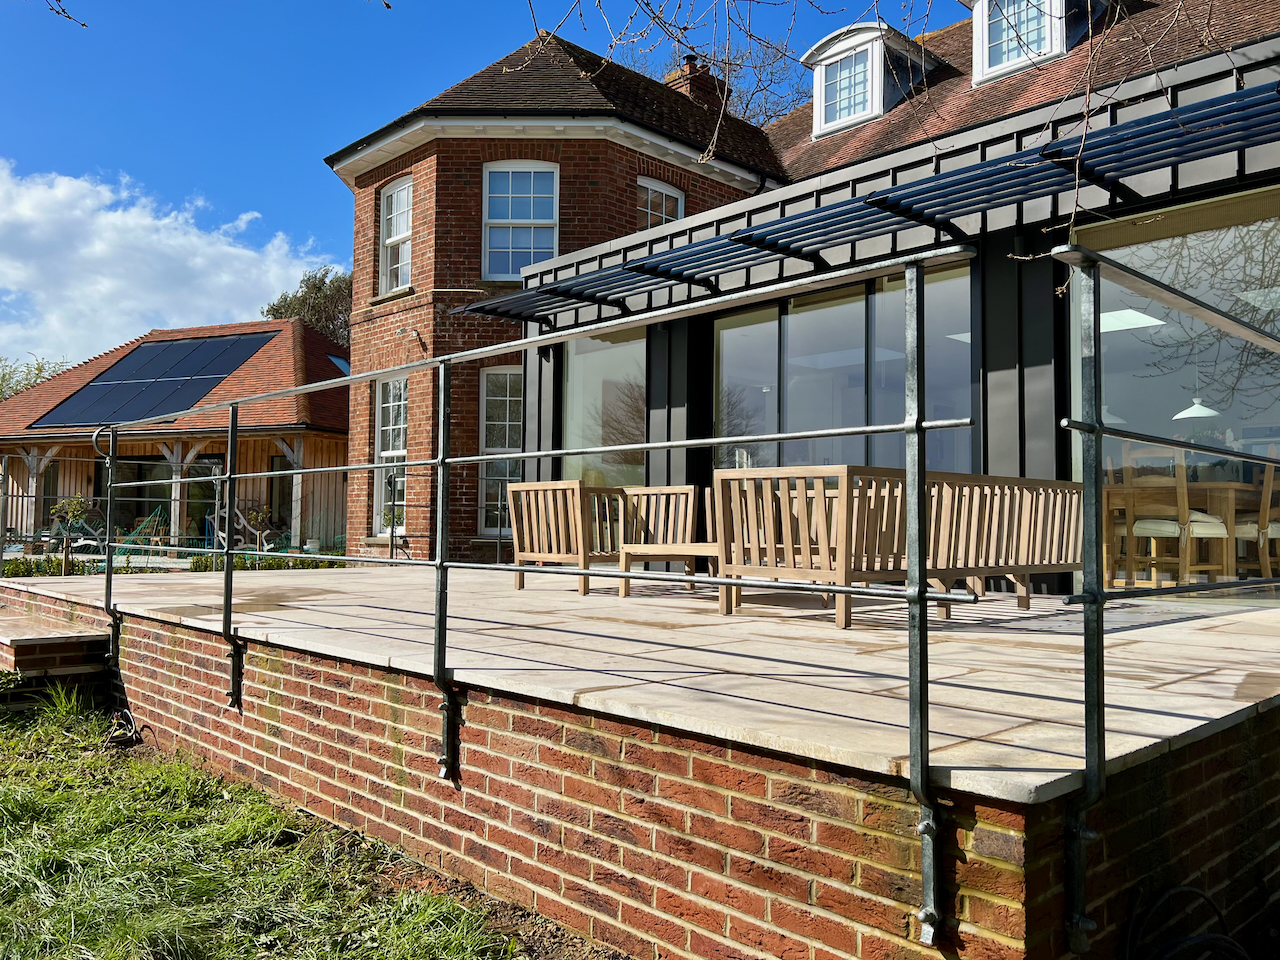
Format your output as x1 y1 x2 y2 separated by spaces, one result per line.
33 332 276 427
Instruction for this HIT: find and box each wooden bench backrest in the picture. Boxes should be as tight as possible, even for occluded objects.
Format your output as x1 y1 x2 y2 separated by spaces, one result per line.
622 485 699 545
714 466 1083 579
507 481 624 564
714 466 854 579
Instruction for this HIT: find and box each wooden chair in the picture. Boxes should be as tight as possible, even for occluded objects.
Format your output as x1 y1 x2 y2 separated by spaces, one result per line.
1237 459 1279 578
618 486 719 598
507 481 625 595
715 466 856 626
1110 443 1229 586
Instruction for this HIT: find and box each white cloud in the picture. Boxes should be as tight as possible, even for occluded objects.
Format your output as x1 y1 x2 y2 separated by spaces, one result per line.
0 159 330 364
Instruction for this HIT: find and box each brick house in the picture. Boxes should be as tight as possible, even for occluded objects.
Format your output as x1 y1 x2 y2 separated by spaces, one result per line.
324 34 785 559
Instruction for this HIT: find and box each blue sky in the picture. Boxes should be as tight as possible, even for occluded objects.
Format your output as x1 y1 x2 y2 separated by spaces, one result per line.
0 0 968 363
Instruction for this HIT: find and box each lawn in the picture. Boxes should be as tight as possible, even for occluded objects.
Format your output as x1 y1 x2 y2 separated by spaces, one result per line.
0 687 519 960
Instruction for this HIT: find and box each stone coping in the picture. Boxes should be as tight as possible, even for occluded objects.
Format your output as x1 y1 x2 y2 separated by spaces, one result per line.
5 568 1280 805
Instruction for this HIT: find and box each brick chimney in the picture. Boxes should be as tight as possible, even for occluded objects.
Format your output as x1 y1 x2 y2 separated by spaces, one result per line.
664 55 730 112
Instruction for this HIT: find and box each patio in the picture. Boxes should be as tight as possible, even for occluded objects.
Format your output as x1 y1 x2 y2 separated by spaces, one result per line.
21 565 1280 804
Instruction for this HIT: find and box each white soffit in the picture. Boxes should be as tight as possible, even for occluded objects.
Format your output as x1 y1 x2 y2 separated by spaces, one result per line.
331 117 769 190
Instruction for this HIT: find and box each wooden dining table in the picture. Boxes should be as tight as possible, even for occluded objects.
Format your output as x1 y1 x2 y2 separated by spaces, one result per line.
1104 479 1262 581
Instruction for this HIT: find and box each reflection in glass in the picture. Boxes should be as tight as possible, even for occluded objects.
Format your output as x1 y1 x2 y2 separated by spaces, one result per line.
714 307 779 468
563 330 647 486
1095 214 1280 477
783 290 865 466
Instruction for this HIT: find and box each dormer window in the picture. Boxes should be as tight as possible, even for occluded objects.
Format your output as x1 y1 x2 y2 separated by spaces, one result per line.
973 0 1065 83
823 49 872 126
802 24 938 140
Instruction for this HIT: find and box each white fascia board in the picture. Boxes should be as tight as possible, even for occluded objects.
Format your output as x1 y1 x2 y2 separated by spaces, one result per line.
516 34 1280 284
329 116 775 191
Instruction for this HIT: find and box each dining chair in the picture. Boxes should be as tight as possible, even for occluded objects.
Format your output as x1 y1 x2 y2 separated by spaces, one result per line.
1236 455 1279 578
1111 442 1230 586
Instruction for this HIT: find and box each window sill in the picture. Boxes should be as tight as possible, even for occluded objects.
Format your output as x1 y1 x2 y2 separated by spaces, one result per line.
370 286 415 307
362 534 408 546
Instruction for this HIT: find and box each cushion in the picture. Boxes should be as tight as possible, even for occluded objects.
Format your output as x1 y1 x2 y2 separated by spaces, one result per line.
1234 518 1280 541
1133 512 1229 539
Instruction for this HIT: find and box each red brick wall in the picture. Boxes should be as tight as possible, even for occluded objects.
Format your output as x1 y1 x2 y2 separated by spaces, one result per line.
3 580 1280 958
344 137 749 559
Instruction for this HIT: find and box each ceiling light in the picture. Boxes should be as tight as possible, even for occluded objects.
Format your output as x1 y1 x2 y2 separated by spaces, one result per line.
1101 405 1126 425
1172 398 1220 420
1100 309 1164 333
1234 287 1280 311
946 332 972 343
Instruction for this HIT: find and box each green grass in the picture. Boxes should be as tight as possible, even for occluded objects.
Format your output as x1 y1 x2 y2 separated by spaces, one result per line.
0 686 518 960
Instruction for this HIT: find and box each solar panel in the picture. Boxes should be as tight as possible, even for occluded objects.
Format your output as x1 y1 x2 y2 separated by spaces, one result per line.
34 332 277 427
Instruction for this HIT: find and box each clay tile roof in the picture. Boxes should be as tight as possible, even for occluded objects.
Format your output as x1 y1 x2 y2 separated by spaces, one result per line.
0 318 349 441
768 0 1280 181
325 33 787 182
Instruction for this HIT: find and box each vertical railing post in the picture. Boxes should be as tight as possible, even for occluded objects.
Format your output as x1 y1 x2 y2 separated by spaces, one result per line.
103 428 120 664
1065 258 1106 953
223 405 243 710
904 260 941 946
434 362 461 784
0 454 9 552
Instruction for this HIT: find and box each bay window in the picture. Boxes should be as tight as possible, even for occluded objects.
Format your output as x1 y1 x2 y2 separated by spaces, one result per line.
374 377 407 536
380 176 412 293
637 178 685 229
483 162 558 281
480 367 523 535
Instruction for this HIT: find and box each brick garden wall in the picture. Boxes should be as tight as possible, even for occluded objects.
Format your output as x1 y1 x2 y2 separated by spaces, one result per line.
3 579 1277 959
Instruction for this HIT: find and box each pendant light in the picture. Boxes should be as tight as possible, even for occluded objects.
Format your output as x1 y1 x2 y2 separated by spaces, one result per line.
1172 362 1220 421
1101 405 1126 425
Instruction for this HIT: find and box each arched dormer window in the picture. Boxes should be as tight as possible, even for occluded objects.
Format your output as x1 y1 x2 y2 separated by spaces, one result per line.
971 0 1067 83
802 23 939 140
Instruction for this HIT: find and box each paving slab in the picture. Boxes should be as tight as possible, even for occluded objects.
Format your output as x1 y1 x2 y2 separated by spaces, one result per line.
6 567 1280 803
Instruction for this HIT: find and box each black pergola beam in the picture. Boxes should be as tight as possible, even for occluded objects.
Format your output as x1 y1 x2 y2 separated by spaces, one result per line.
623 260 721 295
730 232 830 269
864 193 970 241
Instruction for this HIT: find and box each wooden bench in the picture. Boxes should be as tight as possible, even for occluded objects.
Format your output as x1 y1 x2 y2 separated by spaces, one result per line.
507 481 625 595
617 486 719 598
713 467 1083 626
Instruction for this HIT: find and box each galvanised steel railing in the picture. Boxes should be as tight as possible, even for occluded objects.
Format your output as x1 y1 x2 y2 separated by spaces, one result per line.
1054 244 1280 953
80 240 1280 952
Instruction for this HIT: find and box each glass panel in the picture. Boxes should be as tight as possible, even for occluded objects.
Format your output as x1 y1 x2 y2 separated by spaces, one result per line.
1093 214 1280 466
532 197 554 220
511 195 532 220
714 307 779 468
989 0 1047 68
782 289 866 466
489 171 509 196
563 330 647 485
924 266 972 473
511 171 531 194
489 196 510 219
869 277 906 467
533 171 554 194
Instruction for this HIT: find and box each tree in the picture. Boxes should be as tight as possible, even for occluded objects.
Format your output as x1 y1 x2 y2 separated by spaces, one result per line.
0 355 68 400
261 267 353 348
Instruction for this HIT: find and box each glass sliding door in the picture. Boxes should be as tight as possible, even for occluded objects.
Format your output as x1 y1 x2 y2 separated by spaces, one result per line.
1077 192 1280 474
782 289 866 466
709 267 974 474
924 265 973 474
714 307 779 468
563 329 647 486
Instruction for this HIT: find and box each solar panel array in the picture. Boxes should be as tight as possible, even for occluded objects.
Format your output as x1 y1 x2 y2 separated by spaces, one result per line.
34 333 277 427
